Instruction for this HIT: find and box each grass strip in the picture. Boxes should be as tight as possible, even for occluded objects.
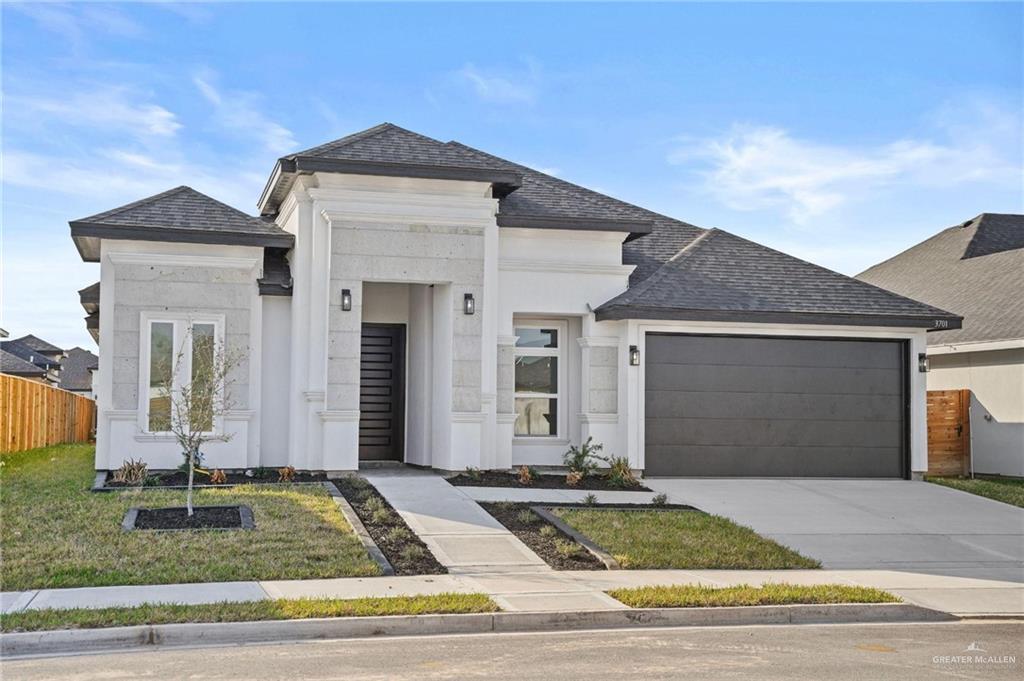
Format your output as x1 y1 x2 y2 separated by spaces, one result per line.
553 508 820 569
927 476 1024 508
608 583 900 609
1 445 380 590
1 593 499 633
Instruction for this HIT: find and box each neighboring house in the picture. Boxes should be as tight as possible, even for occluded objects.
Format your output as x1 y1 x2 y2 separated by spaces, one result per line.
858 214 1024 477
60 347 100 398
1 335 64 385
1 348 48 382
71 123 960 478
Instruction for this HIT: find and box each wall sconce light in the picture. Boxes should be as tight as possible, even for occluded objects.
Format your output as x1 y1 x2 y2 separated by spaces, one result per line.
629 345 640 366
918 352 929 373
341 289 352 312
463 293 476 315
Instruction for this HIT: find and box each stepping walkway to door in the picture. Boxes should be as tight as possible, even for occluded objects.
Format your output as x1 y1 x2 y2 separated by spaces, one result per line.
359 469 627 611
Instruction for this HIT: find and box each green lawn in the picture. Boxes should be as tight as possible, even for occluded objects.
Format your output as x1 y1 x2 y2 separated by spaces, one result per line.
1 593 498 633
552 508 820 569
0 444 380 590
927 475 1024 508
608 583 899 608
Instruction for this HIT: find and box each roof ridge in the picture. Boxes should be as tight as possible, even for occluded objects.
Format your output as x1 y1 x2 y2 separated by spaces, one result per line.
666 227 716 262
287 122 455 160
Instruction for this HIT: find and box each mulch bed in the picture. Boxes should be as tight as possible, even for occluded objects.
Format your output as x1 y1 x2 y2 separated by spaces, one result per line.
333 477 446 576
130 505 252 531
479 502 606 571
448 471 651 492
105 470 328 488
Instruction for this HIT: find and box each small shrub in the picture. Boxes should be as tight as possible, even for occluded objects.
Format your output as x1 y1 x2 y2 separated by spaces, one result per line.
142 474 161 487
651 493 669 506
363 496 391 525
602 455 638 488
517 465 534 485
516 509 538 525
400 544 428 562
248 467 274 480
565 470 583 487
277 466 296 483
554 539 582 558
112 459 148 486
385 526 414 544
464 466 482 481
539 524 558 538
582 493 598 506
209 469 228 485
562 437 602 477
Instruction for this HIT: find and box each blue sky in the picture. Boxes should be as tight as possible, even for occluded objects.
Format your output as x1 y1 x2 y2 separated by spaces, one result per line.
2 2 1021 350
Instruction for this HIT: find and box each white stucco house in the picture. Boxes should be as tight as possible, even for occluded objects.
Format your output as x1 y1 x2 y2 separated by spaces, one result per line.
859 213 1024 477
72 123 961 478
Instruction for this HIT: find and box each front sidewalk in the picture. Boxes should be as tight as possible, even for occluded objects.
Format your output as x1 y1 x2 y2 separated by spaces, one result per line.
4 568 1022 618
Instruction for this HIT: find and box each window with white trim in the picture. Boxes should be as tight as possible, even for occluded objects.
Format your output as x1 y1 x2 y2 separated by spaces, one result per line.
513 321 566 437
142 316 223 434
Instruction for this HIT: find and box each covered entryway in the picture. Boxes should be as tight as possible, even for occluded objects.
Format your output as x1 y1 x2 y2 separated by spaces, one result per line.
644 334 907 477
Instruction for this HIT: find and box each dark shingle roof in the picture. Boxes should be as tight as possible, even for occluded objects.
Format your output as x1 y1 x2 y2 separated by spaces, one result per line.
1 349 47 377
59 347 99 392
857 213 1024 345
71 186 293 261
1 340 62 368
8 334 63 354
596 229 961 328
446 141 704 284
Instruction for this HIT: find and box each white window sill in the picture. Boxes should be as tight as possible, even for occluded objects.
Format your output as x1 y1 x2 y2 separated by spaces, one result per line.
512 438 569 446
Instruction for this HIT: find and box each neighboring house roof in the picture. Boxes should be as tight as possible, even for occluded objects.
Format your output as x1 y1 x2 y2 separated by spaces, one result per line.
596 229 960 328
9 334 63 355
59 347 99 392
70 185 294 261
1 349 48 377
857 213 1024 346
0 340 62 368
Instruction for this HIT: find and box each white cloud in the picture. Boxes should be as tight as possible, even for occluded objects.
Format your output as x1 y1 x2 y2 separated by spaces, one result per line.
9 3 144 46
8 88 181 138
456 62 539 104
193 69 298 154
670 99 1023 224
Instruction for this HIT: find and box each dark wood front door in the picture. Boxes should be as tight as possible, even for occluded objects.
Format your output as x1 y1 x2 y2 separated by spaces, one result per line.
359 324 405 461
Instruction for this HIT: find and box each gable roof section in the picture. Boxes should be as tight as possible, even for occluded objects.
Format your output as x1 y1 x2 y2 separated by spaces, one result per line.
1 349 47 378
597 229 962 329
8 334 63 354
0 340 62 368
59 347 99 392
261 123 522 212
857 213 1024 345
71 186 293 262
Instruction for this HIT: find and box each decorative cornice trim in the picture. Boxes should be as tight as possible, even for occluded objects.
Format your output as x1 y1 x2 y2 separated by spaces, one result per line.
104 409 137 421
498 258 635 277
107 252 261 269
579 413 619 424
495 413 518 424
303 391 326 403
927 338 1024 355
497 335 519 346
318 410 360 423
224 410 256 422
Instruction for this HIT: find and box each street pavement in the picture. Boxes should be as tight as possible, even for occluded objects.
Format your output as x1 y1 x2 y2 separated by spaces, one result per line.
5 621 1021 680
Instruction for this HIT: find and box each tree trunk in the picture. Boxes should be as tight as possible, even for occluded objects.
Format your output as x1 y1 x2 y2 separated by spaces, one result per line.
186 448 195 516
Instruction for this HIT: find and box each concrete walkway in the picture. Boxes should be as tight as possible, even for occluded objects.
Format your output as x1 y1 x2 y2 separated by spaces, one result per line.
4 569 1021 617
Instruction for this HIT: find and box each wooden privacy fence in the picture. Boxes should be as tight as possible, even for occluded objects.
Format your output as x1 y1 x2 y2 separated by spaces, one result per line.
1 375 96 453
927 389 971 477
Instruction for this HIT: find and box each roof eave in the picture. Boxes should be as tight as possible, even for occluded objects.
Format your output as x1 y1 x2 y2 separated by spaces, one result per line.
496 213 653 240
594 305 964 330
70 221 294 257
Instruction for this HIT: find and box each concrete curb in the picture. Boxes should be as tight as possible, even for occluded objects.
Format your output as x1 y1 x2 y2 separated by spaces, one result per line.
531 506 621 569
322 482 395 576
0 603 955 659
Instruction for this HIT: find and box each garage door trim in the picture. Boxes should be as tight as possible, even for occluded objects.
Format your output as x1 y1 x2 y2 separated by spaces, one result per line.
641 332 911 479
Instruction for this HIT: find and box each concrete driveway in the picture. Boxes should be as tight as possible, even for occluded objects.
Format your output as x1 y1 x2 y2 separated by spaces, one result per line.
645 478 1024 583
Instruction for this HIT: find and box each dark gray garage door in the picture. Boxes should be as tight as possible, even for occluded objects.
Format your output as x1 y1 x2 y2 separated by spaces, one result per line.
644 334 906 478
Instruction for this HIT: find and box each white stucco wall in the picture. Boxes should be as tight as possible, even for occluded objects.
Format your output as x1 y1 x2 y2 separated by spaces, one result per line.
95 240 263 470
928 348 1024 477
